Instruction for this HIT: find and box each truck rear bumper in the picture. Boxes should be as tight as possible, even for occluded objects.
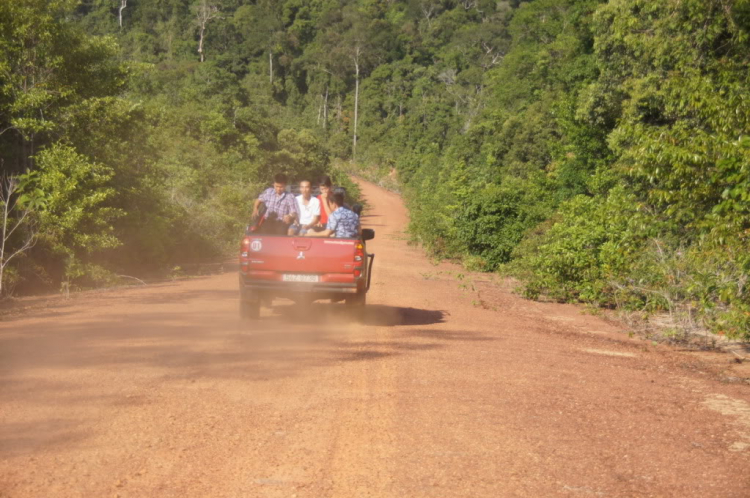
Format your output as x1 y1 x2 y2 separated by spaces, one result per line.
239 275 361 301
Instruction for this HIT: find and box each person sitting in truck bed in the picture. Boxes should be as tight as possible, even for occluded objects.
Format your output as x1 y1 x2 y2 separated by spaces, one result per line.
316 175 335 228
288 180 320 235
251 173 299 235
305 187 360 238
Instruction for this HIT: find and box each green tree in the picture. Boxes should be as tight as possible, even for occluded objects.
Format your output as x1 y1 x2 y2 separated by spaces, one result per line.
28 143 122 285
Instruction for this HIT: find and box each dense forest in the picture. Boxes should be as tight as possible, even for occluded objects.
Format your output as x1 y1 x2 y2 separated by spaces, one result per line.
1 0 749 339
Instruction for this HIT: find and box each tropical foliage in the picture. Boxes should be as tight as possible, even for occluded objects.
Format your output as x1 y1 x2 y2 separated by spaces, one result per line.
1 0 748 339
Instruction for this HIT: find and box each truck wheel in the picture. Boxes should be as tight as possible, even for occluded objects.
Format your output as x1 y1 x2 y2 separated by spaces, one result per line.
345 292 366 307
345 293 366 320
240 299 260 320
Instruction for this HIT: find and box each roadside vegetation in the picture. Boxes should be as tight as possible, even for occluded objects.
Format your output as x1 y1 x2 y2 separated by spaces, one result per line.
1 0 748 340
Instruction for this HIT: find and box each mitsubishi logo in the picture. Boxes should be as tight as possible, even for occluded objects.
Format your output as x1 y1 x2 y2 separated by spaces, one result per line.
296 251 305 260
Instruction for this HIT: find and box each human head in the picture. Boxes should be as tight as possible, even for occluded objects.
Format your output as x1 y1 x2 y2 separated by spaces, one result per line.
299 180 311 198
332 187 346 207
273 173 288 195
318 175 332 196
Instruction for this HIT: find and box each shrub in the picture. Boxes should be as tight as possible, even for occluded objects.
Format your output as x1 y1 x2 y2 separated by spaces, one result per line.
512 186 660 303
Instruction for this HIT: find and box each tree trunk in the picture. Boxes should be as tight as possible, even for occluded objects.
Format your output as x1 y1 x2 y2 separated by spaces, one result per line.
196 2 219 63
198 24 206 62
269 52 273 84
119 0 127 29
23 135 30 172
353 59 360 161
0 182 8 296
323 86 328 130
29 132 35 170
0 177 35 297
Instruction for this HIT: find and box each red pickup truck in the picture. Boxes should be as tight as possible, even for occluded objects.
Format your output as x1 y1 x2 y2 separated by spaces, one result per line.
238 228 375 319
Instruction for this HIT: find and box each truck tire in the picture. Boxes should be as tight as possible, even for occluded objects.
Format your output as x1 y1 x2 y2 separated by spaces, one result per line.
240 299 260 320
345 292 366 307
345 293 366 320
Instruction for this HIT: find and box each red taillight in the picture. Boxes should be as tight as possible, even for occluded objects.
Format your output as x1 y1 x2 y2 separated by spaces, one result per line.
354 243 364 278
354 242 364 262
240 238 250 271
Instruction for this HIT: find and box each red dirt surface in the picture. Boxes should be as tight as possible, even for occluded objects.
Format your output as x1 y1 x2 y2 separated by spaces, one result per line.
1 179 749 497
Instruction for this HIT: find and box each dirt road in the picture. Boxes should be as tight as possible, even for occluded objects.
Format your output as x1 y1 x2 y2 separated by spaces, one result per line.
2 179 750 497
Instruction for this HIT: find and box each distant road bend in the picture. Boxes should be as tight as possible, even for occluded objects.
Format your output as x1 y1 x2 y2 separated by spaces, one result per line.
1 179 749 497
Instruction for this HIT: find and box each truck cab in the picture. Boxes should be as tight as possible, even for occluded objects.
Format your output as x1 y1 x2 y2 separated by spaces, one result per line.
238 228 375 319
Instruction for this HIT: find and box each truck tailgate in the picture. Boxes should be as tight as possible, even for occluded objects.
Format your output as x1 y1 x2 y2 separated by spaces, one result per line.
242 236 357 274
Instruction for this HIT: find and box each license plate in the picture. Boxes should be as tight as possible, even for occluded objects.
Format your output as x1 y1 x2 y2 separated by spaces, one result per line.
282 274 319 283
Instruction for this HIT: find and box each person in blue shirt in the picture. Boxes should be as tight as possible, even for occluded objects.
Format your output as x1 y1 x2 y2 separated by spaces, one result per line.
305 187 360 238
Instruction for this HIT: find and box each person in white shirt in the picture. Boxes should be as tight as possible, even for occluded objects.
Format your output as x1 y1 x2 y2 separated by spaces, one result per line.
288 180 321 235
